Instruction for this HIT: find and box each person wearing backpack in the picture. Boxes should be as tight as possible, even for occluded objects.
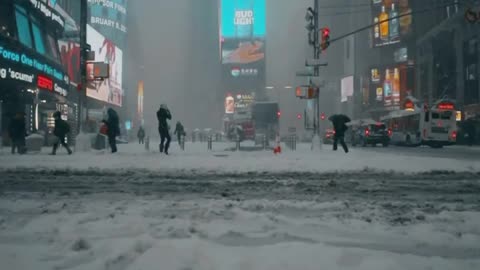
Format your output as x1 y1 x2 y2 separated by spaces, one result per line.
50 111 73 155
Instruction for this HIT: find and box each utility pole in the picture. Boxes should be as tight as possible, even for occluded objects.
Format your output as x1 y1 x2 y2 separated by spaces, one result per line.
313 0 320 140
79 0 88 133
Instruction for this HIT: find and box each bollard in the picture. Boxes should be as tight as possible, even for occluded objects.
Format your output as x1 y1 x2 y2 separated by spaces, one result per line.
104 135 109 152
262 134 267 150
145 136 150 151
207 136 213 151
236 138 240 151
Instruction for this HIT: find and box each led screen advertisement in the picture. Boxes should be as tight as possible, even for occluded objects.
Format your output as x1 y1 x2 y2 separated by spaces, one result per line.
88 0 128 48
370 65 406 109
371 0 412 47
220 0 266 65
86 25 123 106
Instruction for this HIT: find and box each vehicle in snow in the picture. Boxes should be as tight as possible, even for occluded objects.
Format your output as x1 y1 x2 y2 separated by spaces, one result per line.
252 102 279 143
381 97 458 148
323 129 336 144
352 122 391 147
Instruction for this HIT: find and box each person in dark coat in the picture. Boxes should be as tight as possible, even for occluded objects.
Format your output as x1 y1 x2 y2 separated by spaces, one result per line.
8 112 26 154
329 114 351 153
50 111 73 155
105 108 120 153
173 121 185 145
157 104 172 154
137 126 146 144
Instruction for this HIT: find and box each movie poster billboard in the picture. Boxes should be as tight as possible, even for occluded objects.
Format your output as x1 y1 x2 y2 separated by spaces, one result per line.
371 0 412 47
58 41 81 85
86 25 123 106
88 0 128 48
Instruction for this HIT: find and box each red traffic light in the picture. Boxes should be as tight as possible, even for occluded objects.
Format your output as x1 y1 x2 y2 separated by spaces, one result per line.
322 27 330 38
297 113 302 120
277 111 281 118
320 113 326 120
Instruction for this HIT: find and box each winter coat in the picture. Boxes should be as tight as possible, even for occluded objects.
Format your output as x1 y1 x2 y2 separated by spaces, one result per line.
8 117 26 140
54 119 71 138
157 108 172 131
174 123 185 136
106 109 120 137
137 128 145 138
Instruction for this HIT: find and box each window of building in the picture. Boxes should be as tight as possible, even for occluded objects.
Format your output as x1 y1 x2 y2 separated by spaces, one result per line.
31 17 46 55
46 33 60 62
15 5 33 48
0 2 14 38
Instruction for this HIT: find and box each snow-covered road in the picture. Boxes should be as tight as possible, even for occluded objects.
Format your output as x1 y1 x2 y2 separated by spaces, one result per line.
0 143 479 270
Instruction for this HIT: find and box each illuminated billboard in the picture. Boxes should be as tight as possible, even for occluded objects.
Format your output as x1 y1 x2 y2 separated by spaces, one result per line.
86 25 123 106
88 0 128 48
341 76 354 103
371 0 412 47
370 65 406 109
220 0 266 64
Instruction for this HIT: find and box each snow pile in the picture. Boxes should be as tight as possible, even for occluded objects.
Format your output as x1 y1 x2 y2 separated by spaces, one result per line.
0 196 479 270
0 142 479 173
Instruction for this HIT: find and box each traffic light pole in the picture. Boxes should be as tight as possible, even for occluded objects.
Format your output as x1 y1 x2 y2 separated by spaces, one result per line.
313 0 320 139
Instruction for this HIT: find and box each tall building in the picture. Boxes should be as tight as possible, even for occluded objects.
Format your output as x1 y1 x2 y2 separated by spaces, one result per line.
0 0 72 145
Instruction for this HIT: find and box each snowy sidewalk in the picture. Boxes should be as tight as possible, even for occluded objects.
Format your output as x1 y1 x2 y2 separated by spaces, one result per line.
0 142 479 173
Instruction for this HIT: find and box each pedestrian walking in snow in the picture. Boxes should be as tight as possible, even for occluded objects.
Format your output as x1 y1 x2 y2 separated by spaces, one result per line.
105 108 120 153
329 114 351 153
137 126 146 144
174 121 185 146
8 112 27 154
157 104 172 154
50 111 73 155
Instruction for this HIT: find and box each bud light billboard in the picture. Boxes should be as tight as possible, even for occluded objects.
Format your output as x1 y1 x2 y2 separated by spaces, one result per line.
220 0 266 98
220 0 266 65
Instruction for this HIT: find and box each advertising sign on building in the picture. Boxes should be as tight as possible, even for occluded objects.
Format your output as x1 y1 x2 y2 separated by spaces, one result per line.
86 25 123 106
137 80 144 122
341 76 354 103
0 41 69 96
87 0 128 47
370 65 405 109
371 0 412 47
220 0 266 102
87 0 127 106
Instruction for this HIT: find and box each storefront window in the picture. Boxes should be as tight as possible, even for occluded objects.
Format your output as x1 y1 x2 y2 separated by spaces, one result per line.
15 5 33 48
46 33 60 62
31 18 46 55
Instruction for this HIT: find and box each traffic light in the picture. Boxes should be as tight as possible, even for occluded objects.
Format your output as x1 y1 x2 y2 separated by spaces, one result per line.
277 111 281 118
321 112 326 120
321 27 330 51
297 113 302 120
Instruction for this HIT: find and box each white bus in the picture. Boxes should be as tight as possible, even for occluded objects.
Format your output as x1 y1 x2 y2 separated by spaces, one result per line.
381 98 458 148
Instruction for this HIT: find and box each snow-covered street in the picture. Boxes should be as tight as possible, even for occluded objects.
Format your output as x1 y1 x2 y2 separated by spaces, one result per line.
1 142 480 270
